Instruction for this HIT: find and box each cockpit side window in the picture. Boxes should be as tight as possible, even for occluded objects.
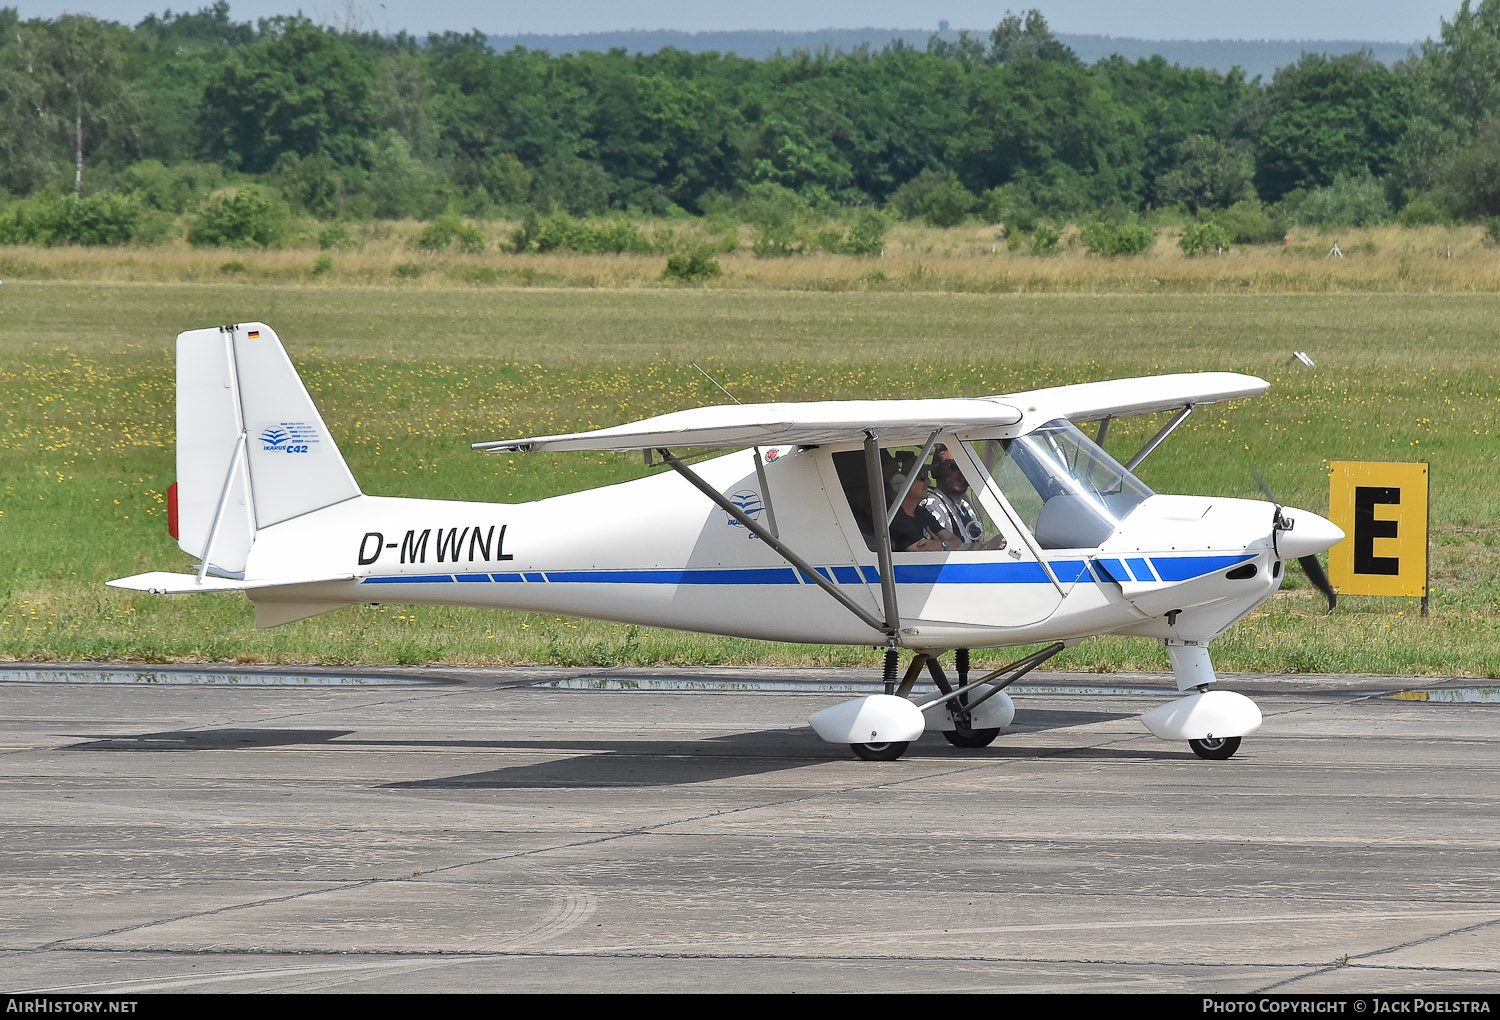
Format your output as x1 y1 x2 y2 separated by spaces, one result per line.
832 443 1009 554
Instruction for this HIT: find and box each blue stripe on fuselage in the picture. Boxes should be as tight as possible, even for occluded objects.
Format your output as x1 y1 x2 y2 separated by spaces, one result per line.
357 555 1245 587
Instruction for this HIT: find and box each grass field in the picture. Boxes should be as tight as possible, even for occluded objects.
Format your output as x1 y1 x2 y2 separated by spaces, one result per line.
2 263 1497 676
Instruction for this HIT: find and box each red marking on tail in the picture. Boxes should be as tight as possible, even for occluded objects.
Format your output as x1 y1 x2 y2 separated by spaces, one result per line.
167 482 179 540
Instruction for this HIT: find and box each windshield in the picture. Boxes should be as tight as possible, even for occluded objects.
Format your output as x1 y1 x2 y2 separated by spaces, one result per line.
970 420 1154 549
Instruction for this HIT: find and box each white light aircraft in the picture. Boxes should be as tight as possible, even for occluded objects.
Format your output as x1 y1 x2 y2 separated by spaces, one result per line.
110 323 1344 762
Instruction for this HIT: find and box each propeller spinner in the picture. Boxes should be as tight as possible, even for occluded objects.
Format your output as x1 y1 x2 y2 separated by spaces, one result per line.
1254 471 1340 613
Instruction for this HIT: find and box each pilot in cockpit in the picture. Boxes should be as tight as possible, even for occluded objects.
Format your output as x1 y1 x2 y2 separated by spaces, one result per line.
888 467 953 552
923 447 1007 551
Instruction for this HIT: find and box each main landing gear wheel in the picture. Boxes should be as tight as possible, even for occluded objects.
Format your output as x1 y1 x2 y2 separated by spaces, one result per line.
1189 736 1242 760
942 728 1001 748
851 741 909 761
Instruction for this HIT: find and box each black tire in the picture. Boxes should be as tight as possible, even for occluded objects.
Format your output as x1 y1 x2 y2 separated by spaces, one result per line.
1189 736 1241 760
942 728 1001 748
850 741 909 761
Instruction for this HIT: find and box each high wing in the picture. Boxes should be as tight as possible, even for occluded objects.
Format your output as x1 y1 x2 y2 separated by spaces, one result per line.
998 372 1268 429
473 397 1023 453
473 372 1266 454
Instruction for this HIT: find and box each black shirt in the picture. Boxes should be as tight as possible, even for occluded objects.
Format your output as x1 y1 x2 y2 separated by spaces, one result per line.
889 504 943 551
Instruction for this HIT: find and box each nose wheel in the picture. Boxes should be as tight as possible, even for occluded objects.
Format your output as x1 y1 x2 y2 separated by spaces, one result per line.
1189 736 1241 760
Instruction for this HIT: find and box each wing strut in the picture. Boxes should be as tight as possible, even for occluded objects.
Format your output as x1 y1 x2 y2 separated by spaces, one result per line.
886 429 942 526
863 432 901 636
1123 405 1193 472
656 448 891 637
752 447 779 539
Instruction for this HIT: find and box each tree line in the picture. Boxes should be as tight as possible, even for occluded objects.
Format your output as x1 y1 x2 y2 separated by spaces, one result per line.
2 2 1499 248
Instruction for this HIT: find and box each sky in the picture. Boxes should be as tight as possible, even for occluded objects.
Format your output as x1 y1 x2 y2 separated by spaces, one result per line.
9 0 1469 42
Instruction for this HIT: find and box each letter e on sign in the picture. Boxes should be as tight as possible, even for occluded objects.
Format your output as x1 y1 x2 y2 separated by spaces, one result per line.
1328 462 1428 597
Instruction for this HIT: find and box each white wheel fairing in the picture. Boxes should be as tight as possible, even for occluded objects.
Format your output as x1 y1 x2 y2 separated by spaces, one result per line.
1141 690 1262 742
924 690 1015 733
809 695 926 745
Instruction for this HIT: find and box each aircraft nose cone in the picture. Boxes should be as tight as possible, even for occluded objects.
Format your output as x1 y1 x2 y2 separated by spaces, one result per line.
1276 507 1344 559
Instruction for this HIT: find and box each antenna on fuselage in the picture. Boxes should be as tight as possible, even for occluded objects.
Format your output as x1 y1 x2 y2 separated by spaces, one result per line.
690 362 742 405
686 362 779 538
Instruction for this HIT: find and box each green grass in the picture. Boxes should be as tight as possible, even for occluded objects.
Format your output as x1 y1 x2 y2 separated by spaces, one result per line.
2 281 1495 675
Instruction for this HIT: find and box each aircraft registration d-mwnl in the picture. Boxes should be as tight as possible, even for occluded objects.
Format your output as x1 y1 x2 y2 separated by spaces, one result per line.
110 323 1343 762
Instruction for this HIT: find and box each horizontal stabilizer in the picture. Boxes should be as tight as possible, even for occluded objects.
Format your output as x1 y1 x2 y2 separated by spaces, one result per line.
107 571 354 595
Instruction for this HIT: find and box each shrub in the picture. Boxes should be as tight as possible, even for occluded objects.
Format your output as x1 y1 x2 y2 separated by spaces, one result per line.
478 152 532 208
120 160 225 214
360 131 448 220
979 184 1036 231
412 211 484 253
0 192 143 245
531 154 613 216
1396 197 1450 227
1484 218 1500 249
1081 220 1154 256
1217 199 1286 244
920 176 976 227
518 213 653 255
317 223 355 250
810 208 889 255
729 182 809 256
1179 221 1231 257
752 221 799 257
663 245 722 281
311 254 333 275
1029 224 1061 256
277 153 342 219
843 209 889 255
188 186 287 248
1286 172 1391 228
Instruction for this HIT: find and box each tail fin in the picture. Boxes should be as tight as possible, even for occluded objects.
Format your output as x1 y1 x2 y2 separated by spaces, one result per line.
175 323 360 575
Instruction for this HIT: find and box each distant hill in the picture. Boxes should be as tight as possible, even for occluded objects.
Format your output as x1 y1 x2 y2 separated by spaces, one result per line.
485 28 1422 81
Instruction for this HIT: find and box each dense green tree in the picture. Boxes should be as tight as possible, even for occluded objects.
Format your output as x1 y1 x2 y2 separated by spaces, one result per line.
0 14 142 194
373 49 437 159
0 33 66 193
1154 134 1253 212
1252 52 1410 201
1097 55 1253 204
7 7 1500 231
986 9 1079 66
925 30 986 67
1430 116 1500 217
276 152 341 217
950 57 1145 207
1418 0 1500 135
357 130 447 218
1395 0 1500 199
198 18 376 173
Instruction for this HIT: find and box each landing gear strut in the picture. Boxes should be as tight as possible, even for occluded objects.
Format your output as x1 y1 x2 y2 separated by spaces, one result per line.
835 643 1064 761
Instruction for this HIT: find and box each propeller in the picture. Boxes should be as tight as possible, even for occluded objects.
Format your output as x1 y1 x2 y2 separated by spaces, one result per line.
1253 470 1337 614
